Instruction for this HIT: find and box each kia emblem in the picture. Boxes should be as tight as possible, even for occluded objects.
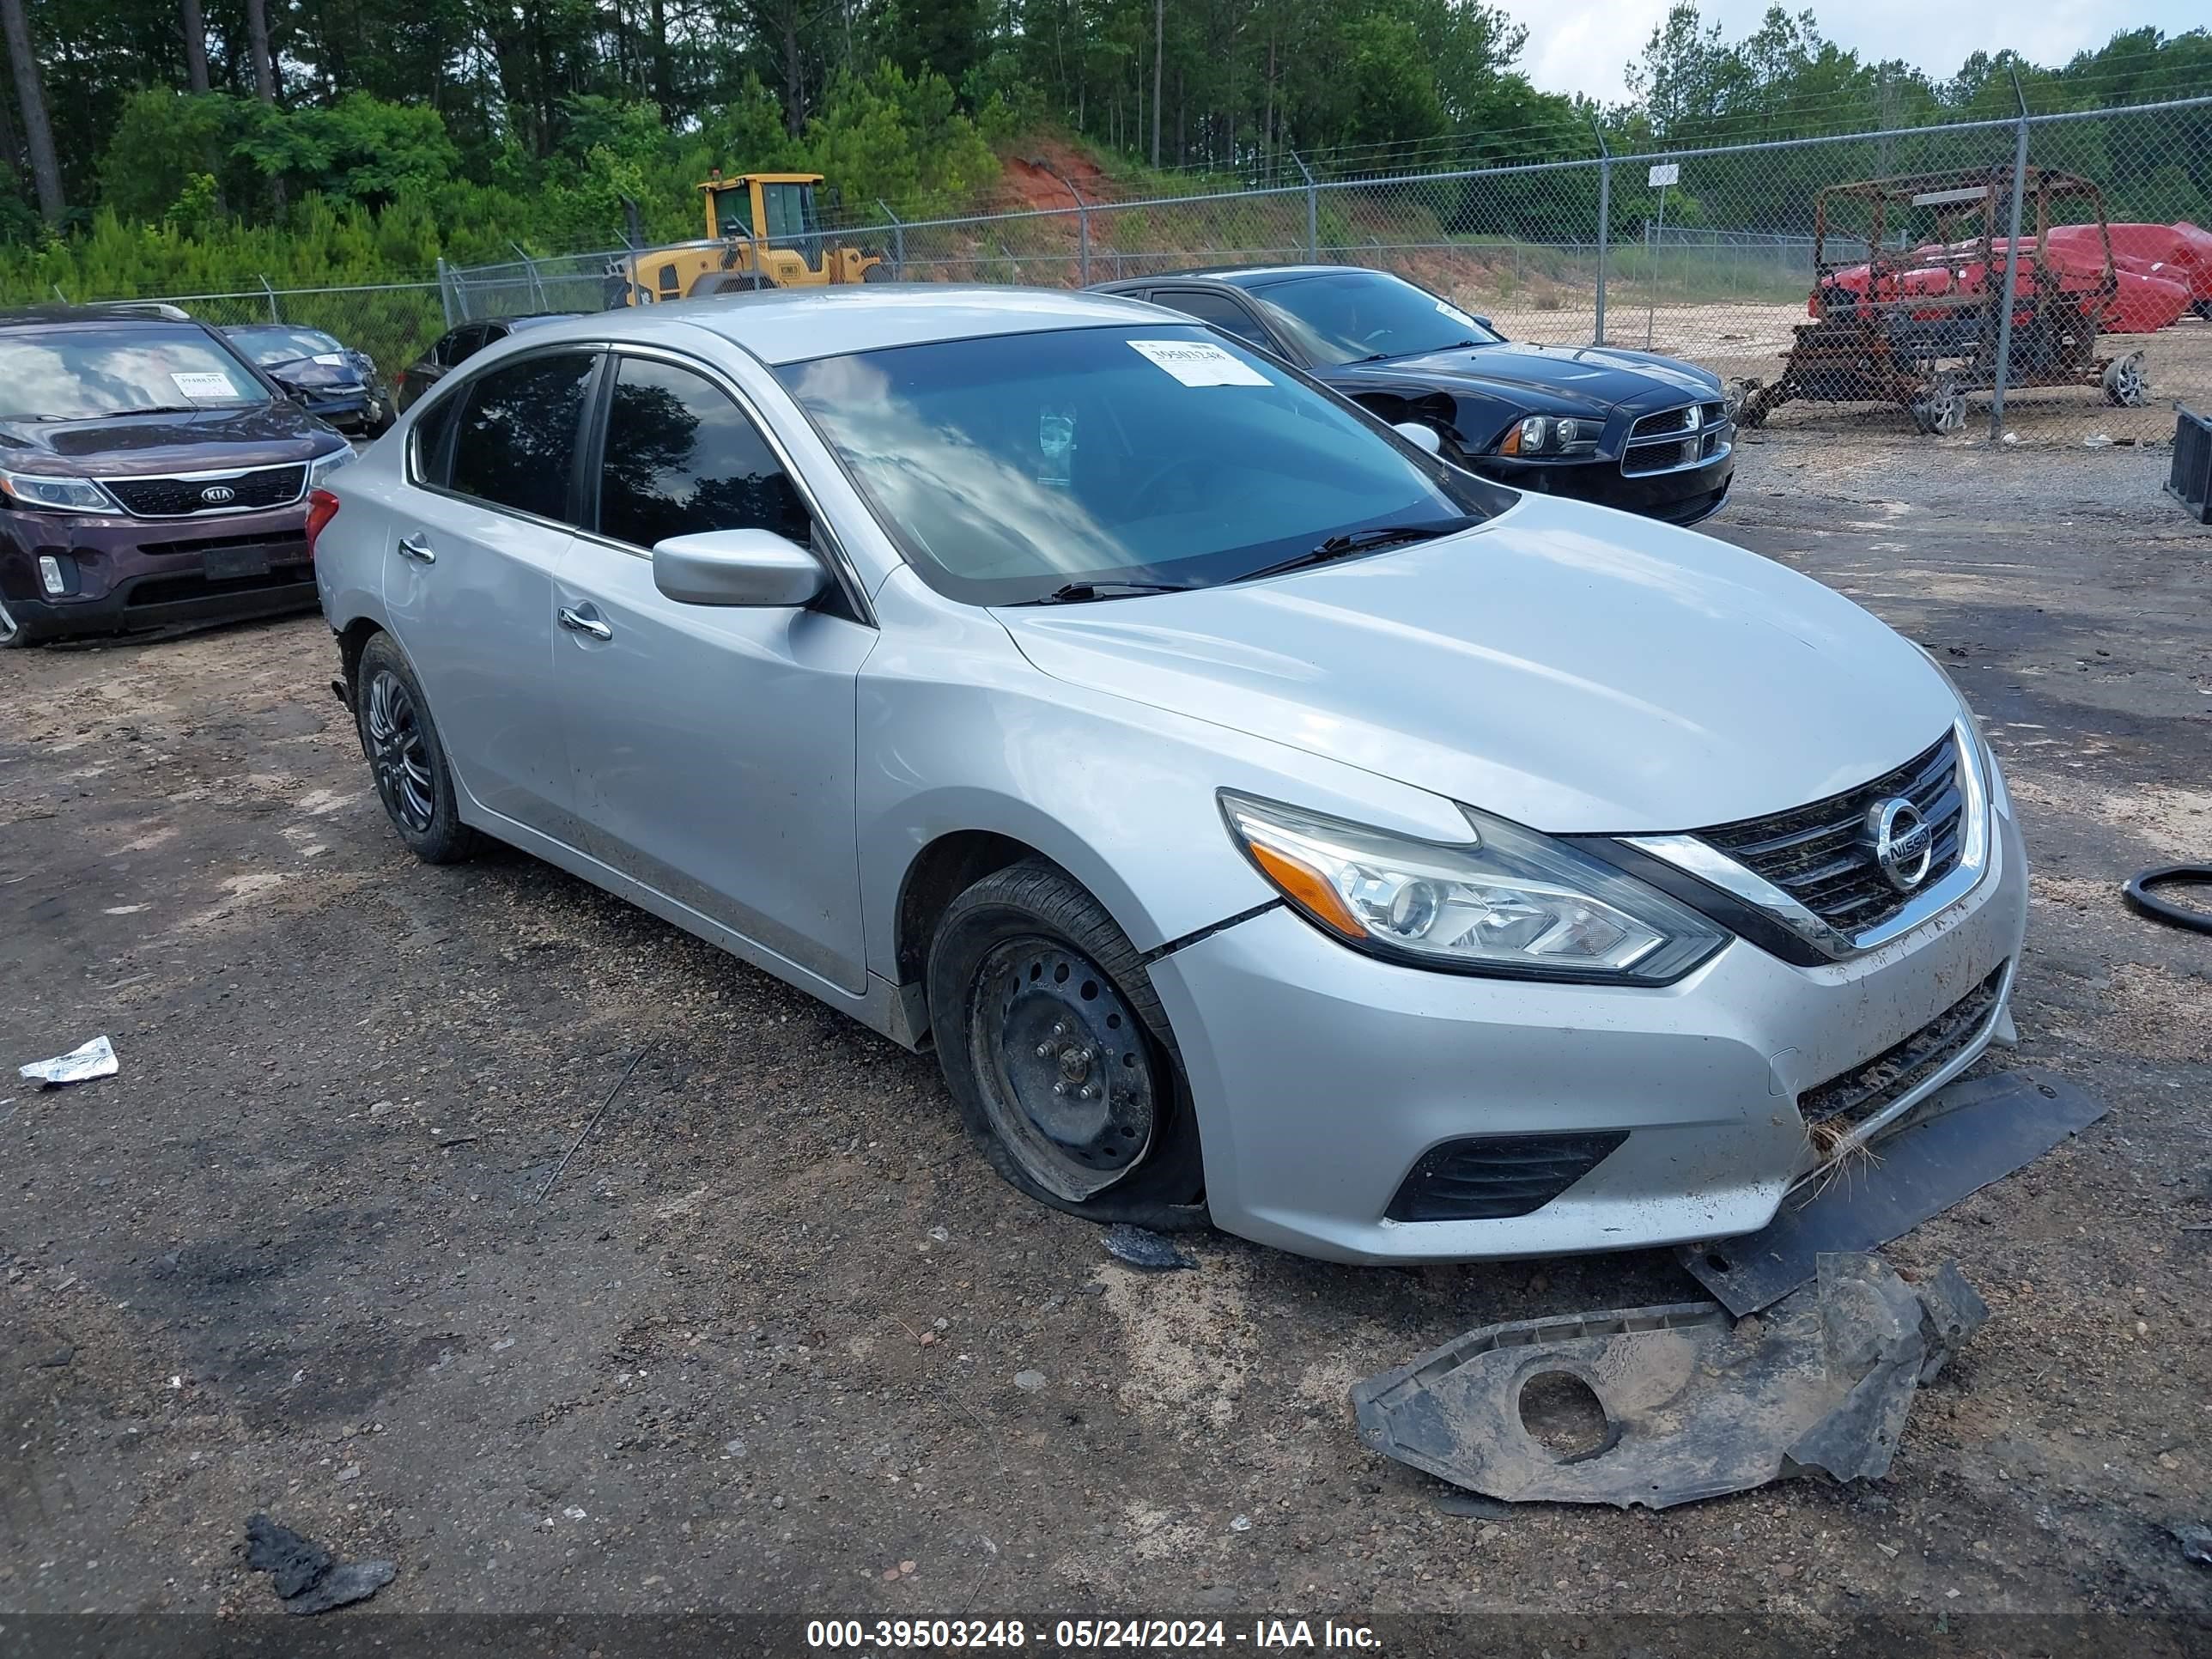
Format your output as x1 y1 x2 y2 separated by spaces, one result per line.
200 484 237 505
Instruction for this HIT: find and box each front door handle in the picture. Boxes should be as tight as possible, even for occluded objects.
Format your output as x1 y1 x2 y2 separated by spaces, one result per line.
397 532 436 564
558 605 612 641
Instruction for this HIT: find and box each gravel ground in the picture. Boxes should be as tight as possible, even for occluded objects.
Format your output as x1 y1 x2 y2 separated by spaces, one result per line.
2 441 2209 1654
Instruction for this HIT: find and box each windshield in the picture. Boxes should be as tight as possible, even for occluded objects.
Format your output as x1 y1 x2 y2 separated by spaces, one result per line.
777 325 1494 605
228 325 344 366
1248 271 1503 367
0 324 272 420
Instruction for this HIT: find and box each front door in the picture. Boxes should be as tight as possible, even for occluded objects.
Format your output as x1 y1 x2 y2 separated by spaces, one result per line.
551 351 872 994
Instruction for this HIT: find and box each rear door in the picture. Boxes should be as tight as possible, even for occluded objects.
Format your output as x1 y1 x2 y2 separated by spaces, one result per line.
383 349 597 845
550 348 872 994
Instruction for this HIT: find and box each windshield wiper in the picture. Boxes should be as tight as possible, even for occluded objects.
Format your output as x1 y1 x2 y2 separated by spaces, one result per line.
1018 580 1199 605
1238 521 1468 584
110 404 213 417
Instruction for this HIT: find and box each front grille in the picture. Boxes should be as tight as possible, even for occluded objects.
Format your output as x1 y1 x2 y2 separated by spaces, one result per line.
1622 402 1731 477
1799 963 2007 1129
1698 732 1964 936
1386 1131 1628 1222
104 464 307 518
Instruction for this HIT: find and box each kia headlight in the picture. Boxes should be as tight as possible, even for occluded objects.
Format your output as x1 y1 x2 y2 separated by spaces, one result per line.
0 468 118 514
308 446 358 485
1221 792 1728 983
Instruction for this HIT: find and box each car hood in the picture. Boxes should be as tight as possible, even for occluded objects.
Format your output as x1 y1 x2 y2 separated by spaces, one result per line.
0 404 329 474
265 358 366 390
1329 341 1722 417
997 493 1958 834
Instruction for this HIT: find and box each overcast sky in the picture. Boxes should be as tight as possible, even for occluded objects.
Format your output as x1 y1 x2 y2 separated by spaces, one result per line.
1494 0 2202 106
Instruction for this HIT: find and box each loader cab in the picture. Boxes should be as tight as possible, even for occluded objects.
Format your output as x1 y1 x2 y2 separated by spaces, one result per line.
703 173 828 271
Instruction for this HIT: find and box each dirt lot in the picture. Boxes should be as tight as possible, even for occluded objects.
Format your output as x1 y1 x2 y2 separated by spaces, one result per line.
3 441 2209 1654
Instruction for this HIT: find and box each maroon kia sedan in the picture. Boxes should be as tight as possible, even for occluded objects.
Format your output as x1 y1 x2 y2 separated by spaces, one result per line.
0 307 356 647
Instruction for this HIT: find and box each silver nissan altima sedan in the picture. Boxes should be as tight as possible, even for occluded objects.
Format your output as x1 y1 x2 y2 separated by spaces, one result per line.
312 286 2027 1264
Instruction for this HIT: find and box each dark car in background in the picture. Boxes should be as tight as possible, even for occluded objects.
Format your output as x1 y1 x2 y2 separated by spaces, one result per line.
0 307 354 647
395 313 579 411
1093 266 1736 526
224 323 393 435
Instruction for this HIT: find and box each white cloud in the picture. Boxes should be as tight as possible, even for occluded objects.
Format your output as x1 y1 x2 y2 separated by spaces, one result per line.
1495 0 2203 106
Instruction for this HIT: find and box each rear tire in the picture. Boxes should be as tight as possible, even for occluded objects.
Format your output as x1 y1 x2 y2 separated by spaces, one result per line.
926 859 1206 1230
355 632 479 865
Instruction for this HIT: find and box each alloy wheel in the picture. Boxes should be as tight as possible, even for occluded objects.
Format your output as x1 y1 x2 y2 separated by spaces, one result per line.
0 595 19 647
364 668 435 834
967 936 1159 1203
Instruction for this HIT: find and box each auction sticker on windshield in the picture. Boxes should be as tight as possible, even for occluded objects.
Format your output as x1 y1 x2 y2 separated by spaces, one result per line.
172 371 240 400
1127 338 1269 387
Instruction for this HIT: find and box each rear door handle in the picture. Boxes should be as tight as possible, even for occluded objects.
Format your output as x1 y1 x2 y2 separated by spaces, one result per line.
397 532 436 564
558 605 612 641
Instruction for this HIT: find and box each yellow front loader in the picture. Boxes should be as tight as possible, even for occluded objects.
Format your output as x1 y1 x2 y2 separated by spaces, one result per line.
605 172 889 306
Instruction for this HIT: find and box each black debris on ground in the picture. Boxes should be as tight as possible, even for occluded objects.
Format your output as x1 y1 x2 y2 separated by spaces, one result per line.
244 1514 395 1614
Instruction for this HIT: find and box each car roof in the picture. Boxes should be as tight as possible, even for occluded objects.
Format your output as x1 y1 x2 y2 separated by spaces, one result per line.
0 303 204 330
494 287 1170 367
1094 265 1366 292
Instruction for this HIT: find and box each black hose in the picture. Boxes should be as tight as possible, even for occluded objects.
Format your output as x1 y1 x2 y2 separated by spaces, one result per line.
2124 864 2212 935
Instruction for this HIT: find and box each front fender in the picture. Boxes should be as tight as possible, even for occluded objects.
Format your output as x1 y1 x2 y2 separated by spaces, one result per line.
854 568 1472 984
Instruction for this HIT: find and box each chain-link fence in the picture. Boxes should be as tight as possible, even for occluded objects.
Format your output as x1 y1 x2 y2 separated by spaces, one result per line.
442 94 2210 450
30 280 448 385
48 92 2212 453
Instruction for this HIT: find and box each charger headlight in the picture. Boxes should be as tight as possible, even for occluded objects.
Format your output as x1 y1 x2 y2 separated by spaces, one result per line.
1220 792 1728 983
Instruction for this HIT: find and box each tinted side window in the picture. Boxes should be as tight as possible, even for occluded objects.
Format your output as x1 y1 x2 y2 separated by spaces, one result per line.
437 325 483 367
448 351 595 521
411 391 462 487
597 356 809 549
1155 289 1274 349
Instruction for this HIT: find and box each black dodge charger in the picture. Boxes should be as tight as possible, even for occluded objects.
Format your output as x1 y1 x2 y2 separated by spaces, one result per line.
1091 266 1735 526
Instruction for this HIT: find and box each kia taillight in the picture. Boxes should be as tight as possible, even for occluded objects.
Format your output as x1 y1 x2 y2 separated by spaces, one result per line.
306 488 340 557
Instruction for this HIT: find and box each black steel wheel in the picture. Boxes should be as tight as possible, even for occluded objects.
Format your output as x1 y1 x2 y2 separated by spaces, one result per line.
927 859 1206 1228
354 632 479 864
969 936 1160 1199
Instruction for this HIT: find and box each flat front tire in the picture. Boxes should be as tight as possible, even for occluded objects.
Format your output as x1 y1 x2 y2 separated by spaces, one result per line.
927 860 1206 1230
355 632 478 864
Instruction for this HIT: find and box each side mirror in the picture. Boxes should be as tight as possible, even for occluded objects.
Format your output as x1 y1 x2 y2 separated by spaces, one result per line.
1472 314 1497 333
1392 421 1443 457
652 527 829 608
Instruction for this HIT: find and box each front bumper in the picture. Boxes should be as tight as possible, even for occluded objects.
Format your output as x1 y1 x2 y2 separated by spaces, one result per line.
0 503 317 643
1480 448 1735 526
1148 804 2027 1263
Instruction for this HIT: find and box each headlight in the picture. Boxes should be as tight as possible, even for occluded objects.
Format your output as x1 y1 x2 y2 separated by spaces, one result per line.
1497 416 1599 458
0 468 118 514
1220 792 1729 983
308 447 358 485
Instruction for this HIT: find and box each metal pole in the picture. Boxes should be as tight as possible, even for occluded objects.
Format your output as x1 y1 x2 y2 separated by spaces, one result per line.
1291 150 1316 260
1593 125 1611 346
1989 71 2031 441
513 242 548 311
1646 182 1666 349
878 200 905 278
1028 158 1090 286
258 274 280 323
436 257 459 325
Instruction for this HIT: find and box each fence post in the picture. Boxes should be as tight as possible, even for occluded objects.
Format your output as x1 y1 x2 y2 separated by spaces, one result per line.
513 243 548 312
435 258 459 325
1592 124 1611 346
877 200 905 278
258 274 280 323
1291 150 1317 260
1989 72 2031 441
1029 158 1091 287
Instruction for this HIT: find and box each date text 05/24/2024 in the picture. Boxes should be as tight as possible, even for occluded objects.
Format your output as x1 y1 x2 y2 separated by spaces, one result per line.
805 1619 1382 1650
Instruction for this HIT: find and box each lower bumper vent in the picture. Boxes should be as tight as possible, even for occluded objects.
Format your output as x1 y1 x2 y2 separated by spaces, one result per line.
1386 1131 1629 1223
